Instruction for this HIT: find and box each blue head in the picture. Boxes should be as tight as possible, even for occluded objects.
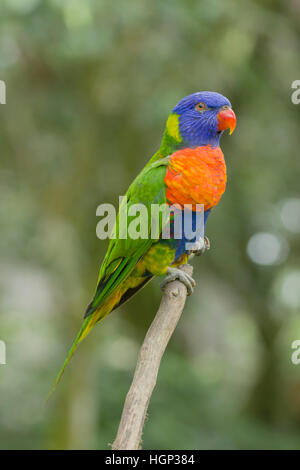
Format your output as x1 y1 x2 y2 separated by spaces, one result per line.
168 91 236 148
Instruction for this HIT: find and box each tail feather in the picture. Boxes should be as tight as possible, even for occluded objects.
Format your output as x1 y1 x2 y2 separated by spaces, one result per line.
46 316 92 403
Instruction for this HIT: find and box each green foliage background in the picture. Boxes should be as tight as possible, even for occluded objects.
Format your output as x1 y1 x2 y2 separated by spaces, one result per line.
0 0 300 449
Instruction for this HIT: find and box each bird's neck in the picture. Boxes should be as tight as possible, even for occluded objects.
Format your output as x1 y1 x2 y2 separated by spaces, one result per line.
148 129 182 165
149 115 221 165
149 132 221 165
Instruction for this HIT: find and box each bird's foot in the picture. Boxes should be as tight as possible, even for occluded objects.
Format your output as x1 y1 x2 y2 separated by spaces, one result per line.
160 266 196 296
187 236 210 256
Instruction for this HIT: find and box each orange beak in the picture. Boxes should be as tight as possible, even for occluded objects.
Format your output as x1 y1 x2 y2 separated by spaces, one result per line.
217 108 236 135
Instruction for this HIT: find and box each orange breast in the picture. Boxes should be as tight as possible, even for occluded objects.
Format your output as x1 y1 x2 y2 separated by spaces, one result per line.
164 146 227 211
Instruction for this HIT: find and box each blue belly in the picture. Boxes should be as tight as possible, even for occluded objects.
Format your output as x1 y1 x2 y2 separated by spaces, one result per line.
173 209 211 260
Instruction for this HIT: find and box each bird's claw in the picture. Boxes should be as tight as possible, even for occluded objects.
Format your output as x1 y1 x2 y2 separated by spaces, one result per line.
160 267 196 296
187 236 210 256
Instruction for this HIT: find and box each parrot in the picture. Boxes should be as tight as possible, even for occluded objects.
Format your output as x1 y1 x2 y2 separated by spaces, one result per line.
49 91 236 397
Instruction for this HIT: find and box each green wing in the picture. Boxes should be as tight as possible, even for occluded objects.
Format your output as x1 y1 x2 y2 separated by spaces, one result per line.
85 156 170 318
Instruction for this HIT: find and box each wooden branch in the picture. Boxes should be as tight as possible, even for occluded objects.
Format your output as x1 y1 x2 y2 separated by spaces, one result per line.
111 264 193 450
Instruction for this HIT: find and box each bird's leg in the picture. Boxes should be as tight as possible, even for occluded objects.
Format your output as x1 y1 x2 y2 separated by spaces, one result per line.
186 236 210 256
160 266 196 296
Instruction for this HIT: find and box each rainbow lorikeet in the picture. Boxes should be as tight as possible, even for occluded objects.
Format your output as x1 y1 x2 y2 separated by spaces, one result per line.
50 91 236 393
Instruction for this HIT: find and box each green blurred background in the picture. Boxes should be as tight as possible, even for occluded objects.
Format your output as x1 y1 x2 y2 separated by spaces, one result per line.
1 0 300 450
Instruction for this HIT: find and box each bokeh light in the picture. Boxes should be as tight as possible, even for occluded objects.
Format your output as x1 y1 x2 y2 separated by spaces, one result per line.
247 232 288 266
280 270 300 309
281 198 300 233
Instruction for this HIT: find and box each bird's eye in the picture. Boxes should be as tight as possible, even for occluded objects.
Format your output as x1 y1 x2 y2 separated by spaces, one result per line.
195 102 207 112
221 105 230 110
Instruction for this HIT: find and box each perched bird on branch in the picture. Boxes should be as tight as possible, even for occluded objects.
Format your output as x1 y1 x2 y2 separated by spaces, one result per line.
49 91 236 395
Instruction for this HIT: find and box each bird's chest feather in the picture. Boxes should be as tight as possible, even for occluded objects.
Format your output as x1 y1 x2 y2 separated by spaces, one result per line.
164 145 227 211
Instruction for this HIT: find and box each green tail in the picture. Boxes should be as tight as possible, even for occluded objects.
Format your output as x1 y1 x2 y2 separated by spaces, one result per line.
46 317 91 403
